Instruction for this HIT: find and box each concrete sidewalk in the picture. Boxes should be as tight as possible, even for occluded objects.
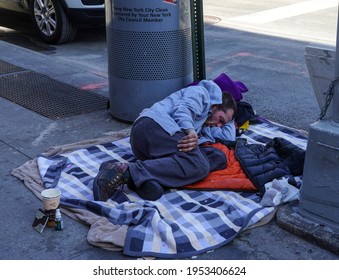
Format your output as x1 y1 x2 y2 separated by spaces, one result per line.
0 40 338 260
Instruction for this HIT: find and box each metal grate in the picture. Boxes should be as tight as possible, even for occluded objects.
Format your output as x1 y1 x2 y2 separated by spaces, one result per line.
0 65 109 119
0 60 25 75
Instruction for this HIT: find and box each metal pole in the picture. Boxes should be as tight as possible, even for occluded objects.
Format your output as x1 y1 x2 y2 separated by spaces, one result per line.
332 3 339 123
191 0 206 81
298 2 339 230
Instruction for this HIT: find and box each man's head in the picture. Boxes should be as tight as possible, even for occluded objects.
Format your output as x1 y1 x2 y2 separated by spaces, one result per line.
204 91 237 128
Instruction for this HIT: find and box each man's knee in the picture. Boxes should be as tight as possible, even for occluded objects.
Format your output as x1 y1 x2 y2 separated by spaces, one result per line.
179 150 210 180
200 146 227 172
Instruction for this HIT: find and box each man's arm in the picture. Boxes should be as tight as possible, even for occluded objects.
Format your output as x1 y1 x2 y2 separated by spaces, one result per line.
171 86 210 132
199 121 236 145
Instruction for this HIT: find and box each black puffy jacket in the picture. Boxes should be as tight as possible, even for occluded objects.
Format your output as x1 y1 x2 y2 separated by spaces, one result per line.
234 137 305 195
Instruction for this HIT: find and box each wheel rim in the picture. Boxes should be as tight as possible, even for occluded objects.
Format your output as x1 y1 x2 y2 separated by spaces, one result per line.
33 0 57 36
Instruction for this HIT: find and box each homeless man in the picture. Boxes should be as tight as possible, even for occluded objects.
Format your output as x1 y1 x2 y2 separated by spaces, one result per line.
93 80 237 201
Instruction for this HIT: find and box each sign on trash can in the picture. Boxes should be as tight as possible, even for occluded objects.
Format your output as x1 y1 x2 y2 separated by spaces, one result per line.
106 0 193 122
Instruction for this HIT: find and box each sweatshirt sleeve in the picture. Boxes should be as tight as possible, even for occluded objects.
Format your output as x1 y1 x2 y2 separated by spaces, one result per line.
212 121 236 141
199 121 236 144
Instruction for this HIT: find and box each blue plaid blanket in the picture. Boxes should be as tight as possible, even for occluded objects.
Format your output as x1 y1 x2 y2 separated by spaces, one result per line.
36 119 307 258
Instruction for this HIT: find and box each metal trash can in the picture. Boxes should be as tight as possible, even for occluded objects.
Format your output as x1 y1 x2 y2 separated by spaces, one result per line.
105 0 193 122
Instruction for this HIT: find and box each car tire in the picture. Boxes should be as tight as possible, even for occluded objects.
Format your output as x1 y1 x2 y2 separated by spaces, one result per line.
29 0 77 44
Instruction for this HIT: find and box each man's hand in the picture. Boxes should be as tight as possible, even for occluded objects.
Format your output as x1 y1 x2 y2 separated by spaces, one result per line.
178 129 198 152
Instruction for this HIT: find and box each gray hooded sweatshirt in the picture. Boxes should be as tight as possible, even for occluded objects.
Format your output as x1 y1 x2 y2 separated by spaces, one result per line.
138 80 236 144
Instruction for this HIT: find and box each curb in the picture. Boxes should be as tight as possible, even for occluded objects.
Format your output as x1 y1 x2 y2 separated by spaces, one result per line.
276 200 339 255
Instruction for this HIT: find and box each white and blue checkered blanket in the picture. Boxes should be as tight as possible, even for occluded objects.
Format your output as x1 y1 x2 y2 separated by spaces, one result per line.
36 119 307 258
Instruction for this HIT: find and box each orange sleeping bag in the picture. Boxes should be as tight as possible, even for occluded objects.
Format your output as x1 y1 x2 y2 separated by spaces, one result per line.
184 142 257 192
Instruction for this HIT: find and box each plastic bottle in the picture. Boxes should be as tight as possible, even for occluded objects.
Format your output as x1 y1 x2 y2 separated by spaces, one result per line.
55 209 64 231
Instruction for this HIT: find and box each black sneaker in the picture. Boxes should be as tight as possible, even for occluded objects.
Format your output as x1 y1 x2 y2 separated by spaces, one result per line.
93 161 129 201
129 180 164 201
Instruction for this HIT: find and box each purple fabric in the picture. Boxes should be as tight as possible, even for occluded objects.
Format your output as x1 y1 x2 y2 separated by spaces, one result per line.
213 73 248 102
188 73 249 102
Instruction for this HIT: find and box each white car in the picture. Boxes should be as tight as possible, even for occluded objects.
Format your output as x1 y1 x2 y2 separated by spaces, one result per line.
0 0 105 44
